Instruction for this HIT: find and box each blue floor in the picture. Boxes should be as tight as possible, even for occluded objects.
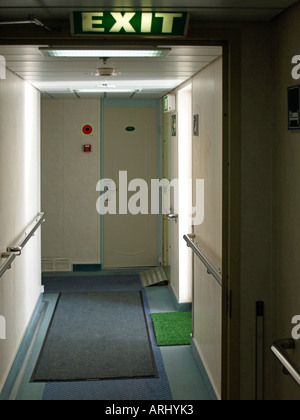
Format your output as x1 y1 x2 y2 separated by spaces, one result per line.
9 274 214 400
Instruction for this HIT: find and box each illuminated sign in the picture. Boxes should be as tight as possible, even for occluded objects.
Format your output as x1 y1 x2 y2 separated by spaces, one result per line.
71 11 189 36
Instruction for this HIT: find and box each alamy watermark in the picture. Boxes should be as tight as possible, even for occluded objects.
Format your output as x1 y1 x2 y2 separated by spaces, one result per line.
292 55 300 80
0 315 6 340
285 58 300 339
292 315 300 340
0 55 6 80
96 171 205 226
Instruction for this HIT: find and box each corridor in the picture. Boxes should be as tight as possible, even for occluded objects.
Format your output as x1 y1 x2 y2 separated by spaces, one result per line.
1 1 300 401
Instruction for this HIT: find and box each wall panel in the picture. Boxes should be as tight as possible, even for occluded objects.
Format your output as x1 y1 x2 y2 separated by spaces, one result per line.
0 69 41 392
41 99 101 265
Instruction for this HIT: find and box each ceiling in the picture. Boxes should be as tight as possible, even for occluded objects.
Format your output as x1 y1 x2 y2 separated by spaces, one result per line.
0 1 297 99
0 45 222 99
0 1 298 22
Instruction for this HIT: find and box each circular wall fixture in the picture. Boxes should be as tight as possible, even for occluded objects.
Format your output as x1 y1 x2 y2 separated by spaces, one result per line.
82 125 93 135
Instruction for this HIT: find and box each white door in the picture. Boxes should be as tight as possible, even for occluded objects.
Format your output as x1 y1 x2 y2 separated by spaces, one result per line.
177 84 193 303
168 84 193 304
103 106 158 268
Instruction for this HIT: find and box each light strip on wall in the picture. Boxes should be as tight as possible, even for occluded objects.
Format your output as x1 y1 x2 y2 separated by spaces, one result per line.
39 48 171 58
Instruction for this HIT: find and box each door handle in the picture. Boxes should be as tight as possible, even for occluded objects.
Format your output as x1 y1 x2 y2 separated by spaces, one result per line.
166 213 178 222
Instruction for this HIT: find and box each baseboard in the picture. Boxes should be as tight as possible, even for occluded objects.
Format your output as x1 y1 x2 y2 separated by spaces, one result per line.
0 295 45 400
73 264 102 272
42 267 149 278
190 338 219 401
169 285 192 312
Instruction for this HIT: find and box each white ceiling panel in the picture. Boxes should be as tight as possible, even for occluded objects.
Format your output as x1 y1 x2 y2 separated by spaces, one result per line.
0 44 222 98
42 92 78 99
14 72 199 80
7 62 210 72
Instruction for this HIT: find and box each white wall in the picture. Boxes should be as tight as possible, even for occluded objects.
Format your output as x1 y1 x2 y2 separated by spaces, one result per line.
192 57 223 399
0 69 41 392
178 85 193 303
41 99 100 266
166 57 223 397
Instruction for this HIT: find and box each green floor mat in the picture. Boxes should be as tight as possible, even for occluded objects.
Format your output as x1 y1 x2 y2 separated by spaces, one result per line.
151 312 192 346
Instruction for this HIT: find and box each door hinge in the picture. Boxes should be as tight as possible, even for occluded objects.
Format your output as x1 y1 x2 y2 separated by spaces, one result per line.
227 290 232 319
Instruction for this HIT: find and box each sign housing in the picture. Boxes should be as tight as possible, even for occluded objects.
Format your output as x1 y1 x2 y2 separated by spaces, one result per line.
71 11 189 37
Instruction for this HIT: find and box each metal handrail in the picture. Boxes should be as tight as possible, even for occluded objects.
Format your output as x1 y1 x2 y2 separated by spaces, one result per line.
183 234 222 287
271 338 300 387
0 212 45 279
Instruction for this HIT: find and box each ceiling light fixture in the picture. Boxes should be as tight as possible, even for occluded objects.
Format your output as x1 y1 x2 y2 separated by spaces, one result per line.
72 89 138 93
96 67 117 77
39 47 171 58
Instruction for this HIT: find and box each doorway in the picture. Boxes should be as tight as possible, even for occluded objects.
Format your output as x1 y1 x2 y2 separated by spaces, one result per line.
164 56 223 398
178 84 193 304
101 103 159 268
167 84 193 304
0 38 241 400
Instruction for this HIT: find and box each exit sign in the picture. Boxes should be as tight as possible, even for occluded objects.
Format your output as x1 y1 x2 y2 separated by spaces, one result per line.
71 11 189 36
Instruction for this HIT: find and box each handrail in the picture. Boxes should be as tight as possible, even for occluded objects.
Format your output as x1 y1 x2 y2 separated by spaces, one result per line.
0 212 46 279
183 234 222 287
271 338 300 387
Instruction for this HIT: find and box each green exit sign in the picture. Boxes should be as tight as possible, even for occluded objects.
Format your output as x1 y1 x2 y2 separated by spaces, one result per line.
71 11 189 36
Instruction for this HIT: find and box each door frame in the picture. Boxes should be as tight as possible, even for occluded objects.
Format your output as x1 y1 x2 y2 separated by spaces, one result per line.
158 33 241 400
4 26 242 399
